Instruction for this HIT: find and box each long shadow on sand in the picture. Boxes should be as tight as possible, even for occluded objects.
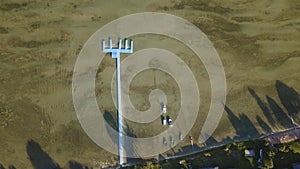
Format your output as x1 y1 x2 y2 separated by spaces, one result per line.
225 105 260 139
67 161 85 169
26 140 61 169
0 164 17 169
256 115 272 133
103 110 138 166
266 95 293 129
0 140 92 169
249 81 299 131
276 80 300 122
26 140 89 169
3 81 299 169
248 87 275 125
103 110 117 130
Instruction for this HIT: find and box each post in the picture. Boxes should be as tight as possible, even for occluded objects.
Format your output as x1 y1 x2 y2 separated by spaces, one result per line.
102 38 133 167
291 116 299 140
116 55 123 165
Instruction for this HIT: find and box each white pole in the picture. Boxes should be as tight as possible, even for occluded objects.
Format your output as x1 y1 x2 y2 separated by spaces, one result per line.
116 54 123 166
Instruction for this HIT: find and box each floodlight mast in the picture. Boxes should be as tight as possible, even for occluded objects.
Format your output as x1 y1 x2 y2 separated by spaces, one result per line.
102 38 133 167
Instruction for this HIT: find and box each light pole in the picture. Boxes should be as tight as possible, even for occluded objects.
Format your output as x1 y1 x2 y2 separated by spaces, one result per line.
290 115 299 140
102 38 133 167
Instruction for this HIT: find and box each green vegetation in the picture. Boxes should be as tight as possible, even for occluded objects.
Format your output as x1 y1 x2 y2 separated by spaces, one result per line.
126 161 162 169
125 139 300 169
274 141 300 168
